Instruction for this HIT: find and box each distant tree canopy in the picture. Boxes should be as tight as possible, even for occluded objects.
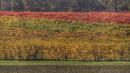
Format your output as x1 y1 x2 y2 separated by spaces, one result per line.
0 0 129 12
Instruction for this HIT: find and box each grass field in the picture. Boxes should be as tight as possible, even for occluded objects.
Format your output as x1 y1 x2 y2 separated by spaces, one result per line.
0 61 130 65
0 61 130 73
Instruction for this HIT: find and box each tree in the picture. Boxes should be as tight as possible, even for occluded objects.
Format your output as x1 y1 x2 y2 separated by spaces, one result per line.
0 0 129 11
99 0 129 11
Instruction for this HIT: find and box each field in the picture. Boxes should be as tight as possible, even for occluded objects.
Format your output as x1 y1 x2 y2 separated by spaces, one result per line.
0 11 130 73
0 12 130 61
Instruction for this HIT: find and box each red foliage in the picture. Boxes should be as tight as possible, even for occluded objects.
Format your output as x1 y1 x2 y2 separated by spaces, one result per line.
0 11 129 24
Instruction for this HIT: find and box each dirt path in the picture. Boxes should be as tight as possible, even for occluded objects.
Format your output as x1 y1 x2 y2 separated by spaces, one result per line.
0 65 130 73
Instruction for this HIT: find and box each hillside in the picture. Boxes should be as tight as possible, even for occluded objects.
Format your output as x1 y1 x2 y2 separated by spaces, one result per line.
0 12 130 61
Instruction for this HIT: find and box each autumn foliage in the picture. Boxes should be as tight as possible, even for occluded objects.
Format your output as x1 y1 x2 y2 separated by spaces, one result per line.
0 12 130 61
0 11 129 24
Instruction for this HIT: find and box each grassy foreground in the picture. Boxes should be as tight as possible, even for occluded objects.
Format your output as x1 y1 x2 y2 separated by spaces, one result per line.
0 61 130 66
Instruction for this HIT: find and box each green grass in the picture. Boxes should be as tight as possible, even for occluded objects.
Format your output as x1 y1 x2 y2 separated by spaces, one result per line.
0 61 130 66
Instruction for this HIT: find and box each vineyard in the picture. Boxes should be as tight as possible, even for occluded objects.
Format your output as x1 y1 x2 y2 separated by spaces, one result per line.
0 12 130 61
0 11 130 24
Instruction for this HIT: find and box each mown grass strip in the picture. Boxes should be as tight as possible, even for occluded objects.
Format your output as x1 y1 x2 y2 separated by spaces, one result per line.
0 61 130 66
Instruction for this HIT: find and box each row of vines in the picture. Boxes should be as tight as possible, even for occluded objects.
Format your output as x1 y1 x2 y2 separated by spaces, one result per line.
0 12 130 60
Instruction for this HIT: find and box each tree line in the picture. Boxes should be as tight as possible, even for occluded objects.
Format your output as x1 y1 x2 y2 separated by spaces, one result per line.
0 0 129 12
